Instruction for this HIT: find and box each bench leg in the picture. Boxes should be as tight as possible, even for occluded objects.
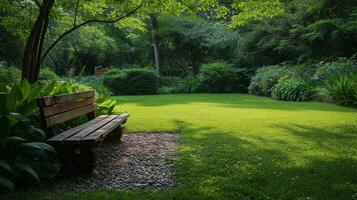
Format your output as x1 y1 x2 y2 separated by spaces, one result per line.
55 145 78 173
106 125 124 142
79 145 96 173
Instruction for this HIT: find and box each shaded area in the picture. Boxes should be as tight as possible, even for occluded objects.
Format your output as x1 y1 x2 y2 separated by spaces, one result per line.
172 120 357 199
53 133 178 192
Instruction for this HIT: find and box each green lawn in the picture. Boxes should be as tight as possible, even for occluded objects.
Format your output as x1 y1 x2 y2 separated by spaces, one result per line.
3 94 357 200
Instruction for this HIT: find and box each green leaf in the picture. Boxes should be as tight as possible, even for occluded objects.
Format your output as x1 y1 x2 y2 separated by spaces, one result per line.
41 81 56 96
22 142 56 154
0 176 14 191
32 127 46 140
0 159 12 173
8 112 28 122
0 92 8 114
15 162 39 181
19 80 30 97
27 86 42 102
6 136 26 143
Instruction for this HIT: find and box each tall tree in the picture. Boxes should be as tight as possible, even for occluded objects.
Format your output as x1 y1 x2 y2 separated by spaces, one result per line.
1 0 284 82
150 14 160 74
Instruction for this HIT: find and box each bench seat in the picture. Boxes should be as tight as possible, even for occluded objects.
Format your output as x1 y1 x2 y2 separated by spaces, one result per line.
47 114 129 146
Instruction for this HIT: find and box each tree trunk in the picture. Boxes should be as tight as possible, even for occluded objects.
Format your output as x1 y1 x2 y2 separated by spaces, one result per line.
22 0 55 83
150 14 160 75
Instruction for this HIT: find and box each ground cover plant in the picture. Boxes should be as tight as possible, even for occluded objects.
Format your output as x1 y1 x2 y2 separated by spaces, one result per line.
2 94 356 199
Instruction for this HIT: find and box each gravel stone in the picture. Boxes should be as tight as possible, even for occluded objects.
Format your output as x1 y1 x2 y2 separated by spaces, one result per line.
54 133 178 192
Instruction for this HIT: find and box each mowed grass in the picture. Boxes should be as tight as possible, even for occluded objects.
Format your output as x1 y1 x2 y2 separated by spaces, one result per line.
2 94 357 200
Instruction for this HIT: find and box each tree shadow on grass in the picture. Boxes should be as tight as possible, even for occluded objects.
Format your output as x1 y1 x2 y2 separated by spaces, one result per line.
1 120 356 200
117 94 357 113
172 119 357 200
273 123 357 150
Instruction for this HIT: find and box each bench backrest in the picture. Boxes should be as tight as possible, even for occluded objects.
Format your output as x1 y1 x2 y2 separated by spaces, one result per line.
37 91 97 136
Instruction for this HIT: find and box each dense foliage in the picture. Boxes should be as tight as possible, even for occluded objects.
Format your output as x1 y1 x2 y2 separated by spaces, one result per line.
104 68 159 95
0 64 21 86
272 78 314 101
199 62 240 93
248 60 357 105
0 76 118 191
324 73 357 106
248 65 285 96
0 81 57 191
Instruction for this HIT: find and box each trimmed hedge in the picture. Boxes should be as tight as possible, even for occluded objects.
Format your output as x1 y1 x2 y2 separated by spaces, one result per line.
199 62 239 93
104 68 159 95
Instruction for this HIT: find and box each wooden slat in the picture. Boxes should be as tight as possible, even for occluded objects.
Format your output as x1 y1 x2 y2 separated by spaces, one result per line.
42 96 95 117
45 104 97 128
82 114 129 144
38 91 95 107
64 115 119 144
47 115 109 144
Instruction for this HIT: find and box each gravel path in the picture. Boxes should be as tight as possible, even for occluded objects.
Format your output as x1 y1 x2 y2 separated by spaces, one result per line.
55 133 178 192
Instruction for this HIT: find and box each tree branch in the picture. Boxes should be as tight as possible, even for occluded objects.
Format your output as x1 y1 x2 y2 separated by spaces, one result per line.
73 0 80 27
41 2 143 63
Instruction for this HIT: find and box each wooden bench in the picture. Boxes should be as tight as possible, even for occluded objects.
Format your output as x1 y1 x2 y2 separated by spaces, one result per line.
37 91 129 172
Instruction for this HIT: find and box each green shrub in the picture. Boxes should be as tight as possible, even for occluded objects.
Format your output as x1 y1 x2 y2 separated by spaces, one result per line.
0 65 21 86
43 81 91 96
96 95 117 115
284 64 317 79
324 73 357 106
104 68 159 95
71 76 111 97
249 65 285 96
46 80 117 115
39 68 60 81
235 68 254 92
0 80 57 191
199 62 239 93
158 86 175 94
272 78 314 101
175 76 201 93
104 68 123 76
314 60 357 84
159 76 182 87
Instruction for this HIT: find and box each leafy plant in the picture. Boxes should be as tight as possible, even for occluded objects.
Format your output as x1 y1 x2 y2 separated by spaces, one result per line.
39 68 60 81
324 73 357 106
0 80 57 191
158 86 176 94
199 62 239 93
41 81 91 96
0 65 21 86
96 95 117 115
72 76 111 97
272 78 314 102
314 60 357 84
42 80 117 115
248 65 285 96
175 76 201 93
104 68 159 95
